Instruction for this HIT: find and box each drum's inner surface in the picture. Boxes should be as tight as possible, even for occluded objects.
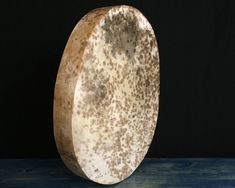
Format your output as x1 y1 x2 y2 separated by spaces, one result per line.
71 7 159 184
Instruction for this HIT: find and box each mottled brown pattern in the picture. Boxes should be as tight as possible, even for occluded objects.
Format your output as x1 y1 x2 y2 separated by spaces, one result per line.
54 5 160 185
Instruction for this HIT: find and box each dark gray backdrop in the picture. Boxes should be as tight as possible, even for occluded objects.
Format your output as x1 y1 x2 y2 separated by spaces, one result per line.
0 0 235 158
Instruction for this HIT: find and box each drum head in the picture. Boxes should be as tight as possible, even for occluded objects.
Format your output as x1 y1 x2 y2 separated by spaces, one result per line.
54 5 160 185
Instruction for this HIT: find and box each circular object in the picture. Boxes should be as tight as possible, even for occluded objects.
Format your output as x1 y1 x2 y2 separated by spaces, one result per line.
53 5 160 185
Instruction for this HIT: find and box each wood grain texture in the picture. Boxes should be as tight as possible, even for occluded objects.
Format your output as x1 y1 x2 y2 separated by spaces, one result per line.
1 158 235 188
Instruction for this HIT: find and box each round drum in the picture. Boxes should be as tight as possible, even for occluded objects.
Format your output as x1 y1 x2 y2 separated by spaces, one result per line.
53 5 160 185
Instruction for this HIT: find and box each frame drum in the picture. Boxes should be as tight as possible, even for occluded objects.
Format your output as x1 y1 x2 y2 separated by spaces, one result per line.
54 5 160 185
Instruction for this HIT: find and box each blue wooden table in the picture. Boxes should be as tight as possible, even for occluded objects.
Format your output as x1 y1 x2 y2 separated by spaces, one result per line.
1 158 235 187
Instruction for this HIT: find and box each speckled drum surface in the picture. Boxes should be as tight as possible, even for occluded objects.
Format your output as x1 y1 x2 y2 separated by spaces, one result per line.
53 5 160 185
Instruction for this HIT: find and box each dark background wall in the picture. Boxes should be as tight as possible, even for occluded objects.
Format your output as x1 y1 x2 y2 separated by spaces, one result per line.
0 0 234 158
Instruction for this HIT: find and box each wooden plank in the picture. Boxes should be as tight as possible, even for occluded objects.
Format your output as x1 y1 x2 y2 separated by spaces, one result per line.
0 158 235 187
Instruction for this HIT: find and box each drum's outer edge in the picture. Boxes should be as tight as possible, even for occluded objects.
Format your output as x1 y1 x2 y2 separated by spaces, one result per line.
53 7 110 179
